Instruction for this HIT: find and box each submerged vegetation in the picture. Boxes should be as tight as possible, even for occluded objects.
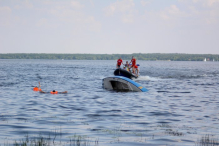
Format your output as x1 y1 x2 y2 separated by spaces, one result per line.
2 128 98 146
13 135 51 146
195 134 219 146
0 53 219 61
4 134 98 146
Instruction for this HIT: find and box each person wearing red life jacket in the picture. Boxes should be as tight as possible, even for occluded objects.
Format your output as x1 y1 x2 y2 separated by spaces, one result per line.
129 56 137 74
116 57 124 68
134 64 139 76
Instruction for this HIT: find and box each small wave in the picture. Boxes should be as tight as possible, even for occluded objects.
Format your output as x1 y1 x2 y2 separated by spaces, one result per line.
170 74 208 79
163 74 208 79
36 73 42 79
185 74 207 79
0 82 18 87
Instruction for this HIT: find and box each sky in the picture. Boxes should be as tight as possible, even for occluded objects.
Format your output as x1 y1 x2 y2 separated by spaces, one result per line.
0 0 219 54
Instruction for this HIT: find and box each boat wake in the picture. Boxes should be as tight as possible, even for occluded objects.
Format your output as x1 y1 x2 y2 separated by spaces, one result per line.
134 76 160 81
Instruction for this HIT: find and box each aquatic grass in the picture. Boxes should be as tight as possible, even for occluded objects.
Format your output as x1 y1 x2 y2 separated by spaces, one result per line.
195 134 219 146
95 127 155 144
165 129 184 136
2 133 98 146
69 134 93 146
13 134 51 146
2 127 98 146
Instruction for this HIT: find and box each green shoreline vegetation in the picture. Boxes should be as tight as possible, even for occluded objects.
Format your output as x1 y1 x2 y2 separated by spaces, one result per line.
0 53 219 61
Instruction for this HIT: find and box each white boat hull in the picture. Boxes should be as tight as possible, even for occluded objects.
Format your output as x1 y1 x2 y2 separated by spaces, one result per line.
102 76 148 92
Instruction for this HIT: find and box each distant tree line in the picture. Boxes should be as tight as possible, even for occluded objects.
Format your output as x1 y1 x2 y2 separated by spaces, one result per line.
0 53 218 61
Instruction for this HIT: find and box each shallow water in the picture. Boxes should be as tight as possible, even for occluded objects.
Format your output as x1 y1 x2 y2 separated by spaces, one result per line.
0 60 219 146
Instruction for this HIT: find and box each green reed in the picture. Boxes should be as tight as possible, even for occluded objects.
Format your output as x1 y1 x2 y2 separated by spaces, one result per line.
3 133 98 146
195 134 219 146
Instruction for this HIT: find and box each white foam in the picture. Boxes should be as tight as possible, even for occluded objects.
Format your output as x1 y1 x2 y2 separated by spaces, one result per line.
134 76 160 81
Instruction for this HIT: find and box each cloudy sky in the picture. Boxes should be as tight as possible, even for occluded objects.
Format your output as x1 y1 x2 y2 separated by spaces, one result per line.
0 0 219 54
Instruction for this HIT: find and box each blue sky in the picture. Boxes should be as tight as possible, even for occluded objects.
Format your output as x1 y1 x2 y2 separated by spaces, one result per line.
0 0 219 54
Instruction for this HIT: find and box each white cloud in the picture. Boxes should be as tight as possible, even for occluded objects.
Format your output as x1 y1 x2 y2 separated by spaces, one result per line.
13 0 33 9
0 6 11 13
140 0 150 6
23 0 33 9
167 5 180 15
204 8 219 24
159 5 187 22
36 18 48 27
160 12 170 20
180 0 219 7
178 0 219 25
104 0 135 23
71 1 84 9
188 6 200 15
122 13 134 23
192 0 199 3
89 0 94 7
206 0 219 6
104 0 135 15
84 16 102 32
0 6 12 26
46 3 101 32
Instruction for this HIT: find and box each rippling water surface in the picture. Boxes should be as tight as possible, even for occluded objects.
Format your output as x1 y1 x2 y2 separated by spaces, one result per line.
0 60 219 146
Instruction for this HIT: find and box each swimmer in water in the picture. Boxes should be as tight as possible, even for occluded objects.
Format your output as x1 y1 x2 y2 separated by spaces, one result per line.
40 90 68 94
34 82 67 94
33 82 42 91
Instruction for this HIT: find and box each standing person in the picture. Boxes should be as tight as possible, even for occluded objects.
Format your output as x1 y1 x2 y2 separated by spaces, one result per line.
134 65 139 76
129 56 136 74
116 57 124 68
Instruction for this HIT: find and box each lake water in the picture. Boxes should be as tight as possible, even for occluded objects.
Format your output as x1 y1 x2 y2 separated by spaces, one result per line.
0 60 219 146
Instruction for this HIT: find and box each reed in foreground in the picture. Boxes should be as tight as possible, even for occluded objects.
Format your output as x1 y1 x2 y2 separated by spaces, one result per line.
3 134 98 146
195 134 219 146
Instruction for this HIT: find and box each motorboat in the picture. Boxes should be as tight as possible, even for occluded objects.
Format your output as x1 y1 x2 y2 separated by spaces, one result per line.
102 76 148 92
114 68 138 79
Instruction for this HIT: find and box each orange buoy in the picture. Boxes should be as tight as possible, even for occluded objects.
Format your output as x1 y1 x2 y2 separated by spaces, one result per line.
50 90 58 94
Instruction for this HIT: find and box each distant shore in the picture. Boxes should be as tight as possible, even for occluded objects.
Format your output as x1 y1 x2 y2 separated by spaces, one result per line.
0 53 218 61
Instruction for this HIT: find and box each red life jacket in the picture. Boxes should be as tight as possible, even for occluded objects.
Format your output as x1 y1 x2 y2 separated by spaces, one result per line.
117 59 123 65
131 58 136 66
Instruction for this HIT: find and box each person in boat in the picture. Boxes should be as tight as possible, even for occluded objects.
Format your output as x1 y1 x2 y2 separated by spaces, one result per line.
116 57 124 68
129 56 137 74
40 90 68 94
33 82 42 91
125 61 129 67
134 65 139 76
123 61 130 71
